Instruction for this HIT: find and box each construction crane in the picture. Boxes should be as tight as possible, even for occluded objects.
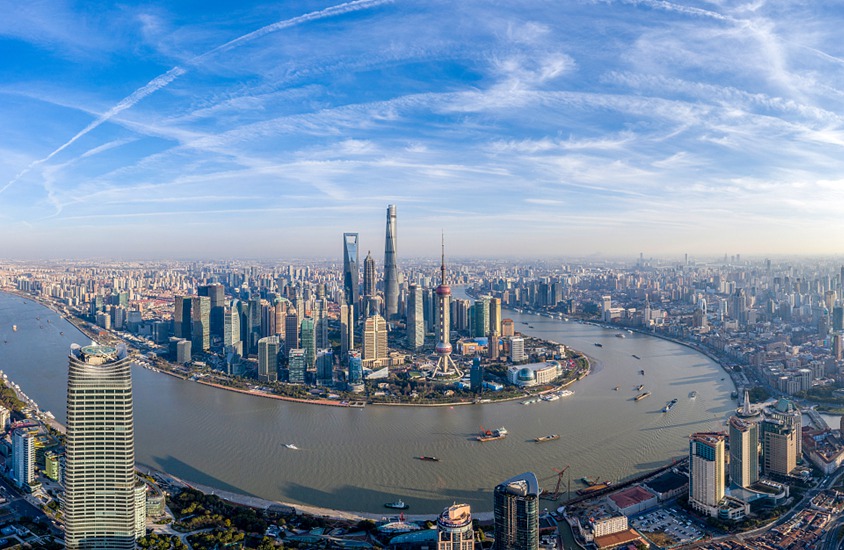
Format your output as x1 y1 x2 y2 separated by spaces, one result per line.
539 465 570 501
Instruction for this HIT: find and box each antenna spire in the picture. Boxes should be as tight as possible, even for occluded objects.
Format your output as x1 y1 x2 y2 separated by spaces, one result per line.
440 231 446 285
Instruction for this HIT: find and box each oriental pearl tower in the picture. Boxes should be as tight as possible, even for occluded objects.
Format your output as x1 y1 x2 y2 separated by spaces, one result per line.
431 235 461 378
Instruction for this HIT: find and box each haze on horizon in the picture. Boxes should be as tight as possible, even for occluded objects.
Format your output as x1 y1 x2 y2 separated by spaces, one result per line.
1 0 843 260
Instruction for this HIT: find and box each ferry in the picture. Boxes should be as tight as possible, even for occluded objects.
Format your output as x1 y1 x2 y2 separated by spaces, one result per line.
542 394 559 402
631 354 640 360
634 391 651 401
417 456 440 462
559 389 574 397
689 391 698 399
534 434 560 443
662 399 678 413
385 499 409 510
477 426 507 442
522 398 540 405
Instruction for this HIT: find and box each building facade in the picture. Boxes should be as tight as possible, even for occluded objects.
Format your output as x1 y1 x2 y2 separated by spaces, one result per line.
689 432 725 517
257 336 280 383
729 416 759 488
437 503 474 550
493 472 539 550
384 204 399 319
65 344 139 549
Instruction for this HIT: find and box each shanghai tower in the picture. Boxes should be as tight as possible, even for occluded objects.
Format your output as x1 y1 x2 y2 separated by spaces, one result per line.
384 204 399 319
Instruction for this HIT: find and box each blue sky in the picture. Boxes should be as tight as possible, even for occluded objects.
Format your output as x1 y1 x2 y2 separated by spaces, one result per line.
2 0 843 259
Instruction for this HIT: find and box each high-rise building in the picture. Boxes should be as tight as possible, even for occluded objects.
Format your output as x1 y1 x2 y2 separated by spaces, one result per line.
257 336 280 383
363 251 376 303
288 349 306 384
728 416 758 488
191 295 211 352
384 204 399 319
363 314 389 363
510 336 526 363
340 304 354 359
198 283 225 340
65 344 139 549
762 403 800 476
0 405 9 432
493 472 539 550
470 357 484 393
300 317 316 369
489 297 502 335
688 432 725 517
343 233 360 310
473 296 490 338
348 350 363 385
11 428 34 489
284 305 299 353
406 284 425 350
224 303 241 348
437 503 474 550
173 295 191 339
316 349 334 385
432 236 460 377
501 318 515 337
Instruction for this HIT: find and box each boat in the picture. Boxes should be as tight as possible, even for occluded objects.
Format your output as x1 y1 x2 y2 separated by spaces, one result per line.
689 391 697 399
594 343 603 347
542 394 559 402
522 398 539 405
581 476 598 486
636 384 644 391
12 325 16 332
477 426 507 442
385 500 409 510
615 333 625 338
283 444 299 450
528 325 535 328
559 389 574 397
417 456 439 462
631 354 640 360
634 391 651 401
614 386 620 391
639 370 645 375
535 434 560 443
662 399 678 413
627 330 633 334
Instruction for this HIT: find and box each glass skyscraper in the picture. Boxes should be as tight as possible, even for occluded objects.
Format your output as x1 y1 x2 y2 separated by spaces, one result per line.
64 344 138 550
343 233 360 309
493 472 539 550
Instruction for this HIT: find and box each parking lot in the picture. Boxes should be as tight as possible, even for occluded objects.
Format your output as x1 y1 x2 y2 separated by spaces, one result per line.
630 507 703 547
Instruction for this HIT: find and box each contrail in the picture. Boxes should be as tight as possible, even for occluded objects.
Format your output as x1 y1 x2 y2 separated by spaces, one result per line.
1 0 392 196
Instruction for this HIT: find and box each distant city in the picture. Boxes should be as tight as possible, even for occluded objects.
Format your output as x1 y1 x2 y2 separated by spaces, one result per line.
0 202 843 548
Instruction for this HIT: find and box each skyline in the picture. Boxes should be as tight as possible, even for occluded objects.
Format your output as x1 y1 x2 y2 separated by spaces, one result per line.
2 1 844 258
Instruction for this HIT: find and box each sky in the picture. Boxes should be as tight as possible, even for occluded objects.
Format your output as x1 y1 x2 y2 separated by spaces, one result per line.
1 0 844 260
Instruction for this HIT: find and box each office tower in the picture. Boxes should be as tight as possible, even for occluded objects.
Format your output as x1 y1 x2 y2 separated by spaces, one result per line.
316 349 334 385
343 233 360 309
284 305 299 353
406 284 425 350
729 416 759 488
470 357 484 393
348 350 363 385
474 296 490 338
423 287 434 332
0 405 9 432
247 297 262 355
340 304 354 358
300 317 316 369
261 302 276 338
834 306 844 332
432 236 460 377
257 336 280 383
493 472 539 550
190 295 211 352
384 204 399 319
314 299 329 349
363 314 389 362
510 336 526 363
688 432 725 517
224 304 241 348
176 339 192 364
274 299 287 337
501 318 515 337
762 404 800 476
288 349 306 384
65 344 138 549
198 283 225 339
363 251 376 301
11 428 34 489
488 331 499 360
489 297 502 335
173 295 190 339
437 503 474 550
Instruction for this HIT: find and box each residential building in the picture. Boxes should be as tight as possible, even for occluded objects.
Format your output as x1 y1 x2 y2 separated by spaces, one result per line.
493 472 539 550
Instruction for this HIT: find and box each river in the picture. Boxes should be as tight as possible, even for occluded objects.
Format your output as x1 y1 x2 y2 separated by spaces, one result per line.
0 291 736 514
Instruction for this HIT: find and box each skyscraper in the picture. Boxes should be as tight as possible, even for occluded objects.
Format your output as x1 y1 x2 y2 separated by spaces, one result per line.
473 296 490 338
348 350 363 385
729 416 759 488
284 305 299 353
363 251 376 301
363 314 389 363
437 503 474 550
688 432 725 517
11 428 34 489
489 297 502 335
65 344 139 549
384 204 399 319
762 403 800 476
198 283 225 340
406 284 425 350
432 236 460 377
340 304 354 359
288 349 306 384
257 336 280 383
300 317 316 369
343 232 360 310
493 472 539 550
191 295 211 352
